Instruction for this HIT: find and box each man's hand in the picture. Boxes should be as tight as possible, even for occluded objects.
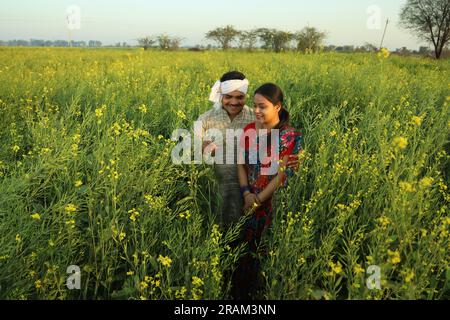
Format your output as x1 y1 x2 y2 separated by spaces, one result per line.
203 141 217 157
287 154 302 171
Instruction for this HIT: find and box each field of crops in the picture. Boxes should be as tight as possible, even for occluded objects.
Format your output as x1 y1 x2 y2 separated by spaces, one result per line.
0 47 448 300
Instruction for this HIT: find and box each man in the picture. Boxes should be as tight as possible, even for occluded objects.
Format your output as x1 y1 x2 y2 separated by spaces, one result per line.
195 71 298 230
195 71 254 229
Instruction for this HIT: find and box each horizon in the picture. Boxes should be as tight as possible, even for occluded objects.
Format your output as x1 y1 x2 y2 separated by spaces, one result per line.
0 0 430 51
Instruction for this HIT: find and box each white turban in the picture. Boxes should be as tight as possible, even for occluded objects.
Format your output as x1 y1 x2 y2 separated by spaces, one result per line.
208 79 249 110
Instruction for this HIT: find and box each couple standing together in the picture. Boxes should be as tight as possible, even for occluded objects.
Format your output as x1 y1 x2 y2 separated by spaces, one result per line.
195 71 303 299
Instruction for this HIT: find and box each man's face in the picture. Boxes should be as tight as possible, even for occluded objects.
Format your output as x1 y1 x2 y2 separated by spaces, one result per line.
221 90 246 118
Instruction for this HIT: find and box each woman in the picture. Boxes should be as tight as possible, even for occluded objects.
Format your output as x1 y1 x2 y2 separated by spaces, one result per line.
232 83 302 299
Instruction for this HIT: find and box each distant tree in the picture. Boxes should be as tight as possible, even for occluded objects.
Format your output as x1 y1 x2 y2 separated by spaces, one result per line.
54 40 69 47
272 31 294 52
343 45 355 52
255 28 275 50
205 25 240 50
88 40 102 47
238 30 259 51
74 41 86 47
15 40 29 46
396 47 412 55
30 39 45 47
294 27 327 53
399 0 450 59
419 46 432 55
155 34 183 51
324 45 337 52
362 42 378 52
137 36 156 50
156 34 171 50
169 37 183 51
256 28 294 52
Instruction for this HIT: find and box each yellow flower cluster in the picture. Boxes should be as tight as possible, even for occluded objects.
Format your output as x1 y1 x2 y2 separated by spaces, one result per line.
377 47 390 59
392 137 408 151
31 213 41 220
179 210 191 220
326 261 343 276
65 203 77 213
191 276 204 300
399 181 415 193
138 104 148 114
419 177 434 189
175 286 187 299
128 208 140 222
353 264 365 275
157 255 172 268
176 110 187 120
377 216 391 228
95 105 107 123
411 116 423 127
210 224 222 245
387 249 401 265
144 194 166 210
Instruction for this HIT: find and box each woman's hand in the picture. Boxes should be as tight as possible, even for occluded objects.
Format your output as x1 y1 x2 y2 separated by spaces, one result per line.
243 193 261 213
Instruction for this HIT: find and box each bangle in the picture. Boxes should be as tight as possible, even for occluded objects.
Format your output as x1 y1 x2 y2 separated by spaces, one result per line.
240 186 251 196
255 194 262 205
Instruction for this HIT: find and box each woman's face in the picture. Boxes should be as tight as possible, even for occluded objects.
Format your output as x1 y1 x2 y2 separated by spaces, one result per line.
253 94 281 126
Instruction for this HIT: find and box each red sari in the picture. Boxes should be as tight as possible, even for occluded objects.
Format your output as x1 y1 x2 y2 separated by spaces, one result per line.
231 122 302 299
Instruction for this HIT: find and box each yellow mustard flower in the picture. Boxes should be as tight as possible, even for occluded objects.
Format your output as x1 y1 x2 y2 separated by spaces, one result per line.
377 47 390 59
31 213 41 220
392 137 408 151
399 181 415 193
65 203 77 213
411 116 423 126
419 177 434 189
157 255 172 267
128 208 140 222
354 264 365 275
405 270 415 283
192 276 204 287
388 249 401 265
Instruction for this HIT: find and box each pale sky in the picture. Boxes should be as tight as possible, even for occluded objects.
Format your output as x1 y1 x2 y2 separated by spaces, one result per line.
0 0 429 49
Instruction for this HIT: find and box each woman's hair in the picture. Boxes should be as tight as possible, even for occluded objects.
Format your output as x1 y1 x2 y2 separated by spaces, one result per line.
254 83 290 128
221 71 246 82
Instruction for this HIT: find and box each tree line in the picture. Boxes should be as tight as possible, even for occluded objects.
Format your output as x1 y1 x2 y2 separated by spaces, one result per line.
1 0 448 58
0 39 104 47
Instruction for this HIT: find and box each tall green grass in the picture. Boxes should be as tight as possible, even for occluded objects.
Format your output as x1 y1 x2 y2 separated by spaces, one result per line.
0 47 448 299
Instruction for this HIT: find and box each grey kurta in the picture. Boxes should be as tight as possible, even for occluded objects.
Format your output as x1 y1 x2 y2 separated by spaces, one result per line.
196 105 255 229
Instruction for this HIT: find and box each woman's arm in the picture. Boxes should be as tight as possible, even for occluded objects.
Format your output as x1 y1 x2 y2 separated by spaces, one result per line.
237 164 249 190
238 164 258 211
256 154 290 203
